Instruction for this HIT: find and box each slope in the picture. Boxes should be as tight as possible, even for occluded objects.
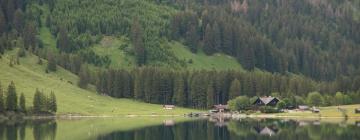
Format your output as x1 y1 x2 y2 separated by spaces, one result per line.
0 49 197 116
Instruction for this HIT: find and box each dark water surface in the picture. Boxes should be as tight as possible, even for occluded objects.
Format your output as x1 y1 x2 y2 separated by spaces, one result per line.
0 118 360 140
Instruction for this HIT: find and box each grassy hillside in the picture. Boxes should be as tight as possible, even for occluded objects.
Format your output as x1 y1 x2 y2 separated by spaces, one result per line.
90 36 244 70
0 49 197 116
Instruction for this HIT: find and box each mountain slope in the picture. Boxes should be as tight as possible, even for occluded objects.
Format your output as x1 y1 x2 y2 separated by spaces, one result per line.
0 49 196 115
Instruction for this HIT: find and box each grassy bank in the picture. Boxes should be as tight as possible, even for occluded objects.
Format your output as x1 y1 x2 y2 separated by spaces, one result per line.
0 50 198 116
274 105 360 118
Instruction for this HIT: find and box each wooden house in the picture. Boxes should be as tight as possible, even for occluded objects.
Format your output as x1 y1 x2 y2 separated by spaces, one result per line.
253 96 279 106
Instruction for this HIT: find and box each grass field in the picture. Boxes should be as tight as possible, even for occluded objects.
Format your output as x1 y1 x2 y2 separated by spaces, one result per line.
91 36 244 71
0 49 198 116
169 41 244 71
276 105 360 118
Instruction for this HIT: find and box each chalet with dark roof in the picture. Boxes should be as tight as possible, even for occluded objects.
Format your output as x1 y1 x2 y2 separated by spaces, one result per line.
253 96 279 106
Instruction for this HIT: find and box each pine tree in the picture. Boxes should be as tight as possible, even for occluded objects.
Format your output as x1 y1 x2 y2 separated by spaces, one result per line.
203 24 214 55
0 82 5 112
47 52 57 72
57 26 71 52
49 92 57 113
19 93 26 112
78 65 89 88
206 84 215 108
229 79 241 99
6 81 17 111
23 22 37 50
0 8 6 34
13 9 24 34
131 18 146 66
185 24 198 53
172 75 186 106
212 22 221 52
33 89 41 113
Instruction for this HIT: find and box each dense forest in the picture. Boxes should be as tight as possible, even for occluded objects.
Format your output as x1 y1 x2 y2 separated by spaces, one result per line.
0 0 359 108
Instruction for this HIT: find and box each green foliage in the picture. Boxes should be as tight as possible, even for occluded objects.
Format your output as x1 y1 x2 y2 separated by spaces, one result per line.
33 89 47 113
46 52 57 72
259 106 279 114
19 93 26 112
49 92 57 113
228 96 250 111
229 79 241 100
0 82 4 112
6 82 18 111
277 101 286 110
307 92 324 107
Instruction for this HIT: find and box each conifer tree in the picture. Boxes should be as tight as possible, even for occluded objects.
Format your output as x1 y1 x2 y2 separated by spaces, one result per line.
57 26 71 52
47 52 57 72
172 75 186 106
19 93 26 112
6 81 17 111
0 82 4 112
33 89 45 113
23 22 37 50
229 79 241 99
131 18 146 66
0 8 6 34
49 92 57 113
206 84 215 108
13 9 24 33
78 65 89 88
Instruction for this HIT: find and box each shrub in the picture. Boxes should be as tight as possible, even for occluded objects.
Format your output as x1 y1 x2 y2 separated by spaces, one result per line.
259 106 279 113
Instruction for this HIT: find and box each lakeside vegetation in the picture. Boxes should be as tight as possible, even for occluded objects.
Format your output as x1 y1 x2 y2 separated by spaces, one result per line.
0 0 359 117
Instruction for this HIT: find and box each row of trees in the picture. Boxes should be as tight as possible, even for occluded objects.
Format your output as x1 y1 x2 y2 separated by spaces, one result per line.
0 81 57 114
228 91 360 112
90 67 360 109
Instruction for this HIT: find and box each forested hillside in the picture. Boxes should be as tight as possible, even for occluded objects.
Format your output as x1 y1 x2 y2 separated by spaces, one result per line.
0 0 359 109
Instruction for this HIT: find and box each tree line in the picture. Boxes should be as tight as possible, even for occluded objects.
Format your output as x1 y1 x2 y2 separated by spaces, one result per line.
89 67 360 109
0 81 57 115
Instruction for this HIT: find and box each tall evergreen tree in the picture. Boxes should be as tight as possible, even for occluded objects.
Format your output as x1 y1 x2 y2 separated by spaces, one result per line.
13 9 24 33
206 84 215 108
19 93 25 112
6 81 17 111
203 24 214 55
78 65 89 88
229 79 241 99
57 26 71 52
23 22 37 50
131 18 146 66
0 82 4 112
49 92 57 113
47 52 57 72
0 8 6 34
33 89 45 113
172 74 186 106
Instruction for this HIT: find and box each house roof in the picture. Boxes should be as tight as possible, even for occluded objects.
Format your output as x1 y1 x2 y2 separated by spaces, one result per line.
259 97 278 104
164 105 175 108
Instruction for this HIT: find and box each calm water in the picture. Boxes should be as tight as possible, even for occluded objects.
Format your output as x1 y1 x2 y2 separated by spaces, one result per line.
0 118 360 140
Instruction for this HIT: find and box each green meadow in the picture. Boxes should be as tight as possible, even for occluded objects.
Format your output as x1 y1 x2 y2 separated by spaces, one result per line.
0 50 198 116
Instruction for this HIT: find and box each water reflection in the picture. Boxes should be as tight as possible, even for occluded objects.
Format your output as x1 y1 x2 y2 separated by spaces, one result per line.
0 118 359 140
95 118 360 140
0 119 57 140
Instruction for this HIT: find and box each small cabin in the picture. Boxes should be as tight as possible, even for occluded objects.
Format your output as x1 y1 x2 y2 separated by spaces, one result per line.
253 96 279 106
163 105 175 110
213 104 229 113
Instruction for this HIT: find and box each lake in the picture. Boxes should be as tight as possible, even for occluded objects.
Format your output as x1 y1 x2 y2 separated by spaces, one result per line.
0 117 359 140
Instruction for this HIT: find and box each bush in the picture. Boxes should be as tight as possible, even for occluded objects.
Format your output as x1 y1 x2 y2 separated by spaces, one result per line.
259 106 279 113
